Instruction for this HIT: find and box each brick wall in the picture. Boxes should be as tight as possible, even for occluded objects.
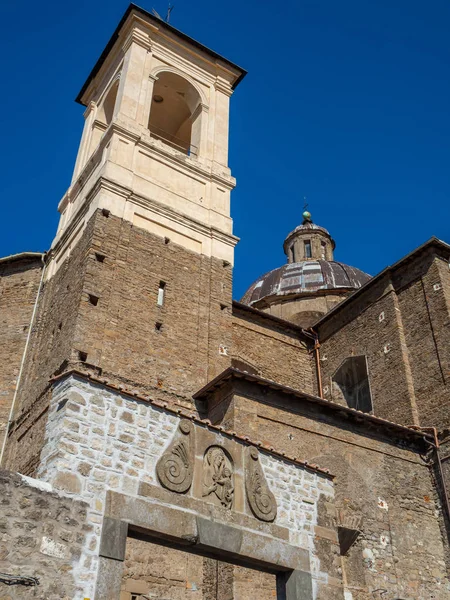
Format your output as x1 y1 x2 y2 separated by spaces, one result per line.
4 210 232 473
3 218 94 473
220 384 448 600
394 254 450 427
121 540 277 600
0 470 90 600
317 248 450 428
0 256 42 452
232 305 314 393
317 276 419 424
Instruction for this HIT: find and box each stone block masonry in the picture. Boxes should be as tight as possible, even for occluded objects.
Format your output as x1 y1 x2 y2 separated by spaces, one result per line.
232 303 315 393
4 209 233 474
317 248 450 428
0 254 43 453
0 470 90 600
33 374 337 599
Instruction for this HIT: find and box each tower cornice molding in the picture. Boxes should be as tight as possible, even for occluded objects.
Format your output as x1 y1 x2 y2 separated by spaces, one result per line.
122 27 152 54
51 175 238 276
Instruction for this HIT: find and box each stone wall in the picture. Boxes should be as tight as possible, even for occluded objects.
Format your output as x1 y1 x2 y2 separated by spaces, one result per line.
33 373 337 599
232 305 314 393
216 380 449 600
0 470 90 600
393 253 450 427
0 255 42 452
3 216 96 474
317 248 450 428
120 540 278 600
4 210 232 474
256 292 348 328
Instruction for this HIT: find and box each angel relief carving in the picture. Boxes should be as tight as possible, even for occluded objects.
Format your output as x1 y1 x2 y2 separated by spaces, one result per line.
202 446 234 509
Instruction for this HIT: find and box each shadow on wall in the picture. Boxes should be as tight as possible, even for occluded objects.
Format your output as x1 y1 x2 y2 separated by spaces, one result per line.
332 355 372 413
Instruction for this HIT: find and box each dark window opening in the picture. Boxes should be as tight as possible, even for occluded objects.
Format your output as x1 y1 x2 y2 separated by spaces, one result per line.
155 322 163 332
304 240 312 259
79 351 88 362
290 244 296 262
321 241 326 260
95 252 106 263
332 355 372 413
88 294 99 306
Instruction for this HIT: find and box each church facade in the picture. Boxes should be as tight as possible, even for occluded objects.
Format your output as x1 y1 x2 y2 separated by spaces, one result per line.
0 5 449 600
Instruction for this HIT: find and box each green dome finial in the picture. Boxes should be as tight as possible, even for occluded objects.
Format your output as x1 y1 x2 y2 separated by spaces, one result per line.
302 197 312 223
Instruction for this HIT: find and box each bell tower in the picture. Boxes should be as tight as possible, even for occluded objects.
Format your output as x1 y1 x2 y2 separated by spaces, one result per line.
3 5 245 474
52 5 245 273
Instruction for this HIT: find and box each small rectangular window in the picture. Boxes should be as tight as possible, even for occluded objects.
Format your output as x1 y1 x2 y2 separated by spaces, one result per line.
157 281 166 306
88 294 99 306
290 245 296 262
321 241 326 260
304 241 312 259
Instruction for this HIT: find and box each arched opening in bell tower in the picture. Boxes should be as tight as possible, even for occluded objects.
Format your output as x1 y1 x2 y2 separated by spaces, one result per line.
149 72 202 156
97 79 119 126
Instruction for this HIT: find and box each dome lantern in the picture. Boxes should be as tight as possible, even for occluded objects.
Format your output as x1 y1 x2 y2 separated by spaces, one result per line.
241 212 370 327
283 212 336 263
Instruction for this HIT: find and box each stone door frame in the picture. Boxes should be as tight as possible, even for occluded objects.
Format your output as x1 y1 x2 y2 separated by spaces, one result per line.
95 490 314 600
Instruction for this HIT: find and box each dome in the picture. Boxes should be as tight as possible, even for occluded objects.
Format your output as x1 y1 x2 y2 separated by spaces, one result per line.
241 260 371 306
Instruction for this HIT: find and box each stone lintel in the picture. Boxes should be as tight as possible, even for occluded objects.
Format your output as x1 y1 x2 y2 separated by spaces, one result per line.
137 482 290 542
105 491 198 544
103 490 309 574
196 516 243 554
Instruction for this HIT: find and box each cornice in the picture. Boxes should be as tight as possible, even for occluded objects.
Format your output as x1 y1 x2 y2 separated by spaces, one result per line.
54 175 238 261
122 26 152 54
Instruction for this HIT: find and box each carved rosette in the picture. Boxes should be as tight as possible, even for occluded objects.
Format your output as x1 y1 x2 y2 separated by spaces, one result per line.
156 419 194 493
245 447 277 522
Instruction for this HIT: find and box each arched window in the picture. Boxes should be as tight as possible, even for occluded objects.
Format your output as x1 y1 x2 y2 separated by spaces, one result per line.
332 355 372 413
97 80 119 126
149 72 202 156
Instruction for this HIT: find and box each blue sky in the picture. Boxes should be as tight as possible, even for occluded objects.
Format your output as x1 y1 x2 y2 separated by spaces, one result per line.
1 0 449 299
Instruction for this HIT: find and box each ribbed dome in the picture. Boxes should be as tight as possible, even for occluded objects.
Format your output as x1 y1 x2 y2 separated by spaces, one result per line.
241 260 371 306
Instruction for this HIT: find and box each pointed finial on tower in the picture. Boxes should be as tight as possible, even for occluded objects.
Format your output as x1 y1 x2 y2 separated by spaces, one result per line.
302 197 312 224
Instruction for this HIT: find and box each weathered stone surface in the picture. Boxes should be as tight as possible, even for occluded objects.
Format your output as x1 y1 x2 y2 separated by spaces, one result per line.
53 471 82 494
202 446 234 509
196 517 243 554
282 569 314 600
99 517 128 561
156 419 194 493
138 481 290 541
0 470 89 600
245 446 277 522
0 255 43 458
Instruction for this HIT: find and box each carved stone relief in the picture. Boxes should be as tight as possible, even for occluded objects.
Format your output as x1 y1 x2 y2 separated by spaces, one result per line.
202 446 234 509
245 447 277 522
156 419 194 493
